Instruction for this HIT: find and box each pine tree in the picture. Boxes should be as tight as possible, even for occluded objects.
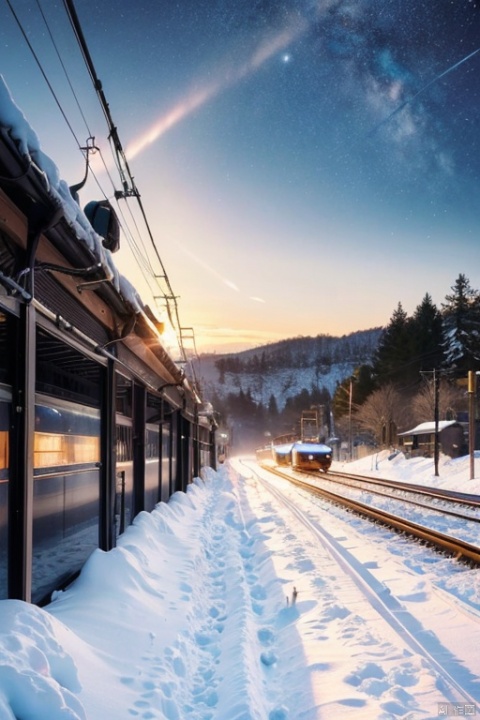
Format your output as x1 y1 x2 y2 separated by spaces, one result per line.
372 302 415 388
410 293 444 374
442 274 480 376
353 364 376 405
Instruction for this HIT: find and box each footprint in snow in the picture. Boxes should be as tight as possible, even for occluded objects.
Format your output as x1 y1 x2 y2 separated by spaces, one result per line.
257 628 275 646
260 650 278 667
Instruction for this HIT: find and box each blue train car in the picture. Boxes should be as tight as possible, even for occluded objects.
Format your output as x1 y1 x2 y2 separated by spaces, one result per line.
291 442 332 473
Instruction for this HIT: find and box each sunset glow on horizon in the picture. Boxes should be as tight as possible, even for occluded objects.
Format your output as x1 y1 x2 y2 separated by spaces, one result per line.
3 1 480 353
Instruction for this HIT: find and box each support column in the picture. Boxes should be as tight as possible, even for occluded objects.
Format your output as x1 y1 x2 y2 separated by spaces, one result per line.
133 383 146 515
100 358 116 550
9 302 35 601
434 370 440 477
468 370 476 481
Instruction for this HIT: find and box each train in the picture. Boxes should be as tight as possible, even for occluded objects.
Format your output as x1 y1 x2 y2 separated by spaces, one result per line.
0 78 218 605
261 409 333 473
291 442 333 472
270 441 333 473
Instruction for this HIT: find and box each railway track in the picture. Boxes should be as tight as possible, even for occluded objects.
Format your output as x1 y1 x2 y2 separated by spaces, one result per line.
319 469 480 528
259 462 480 565
246 461 480 709
327 468 480 509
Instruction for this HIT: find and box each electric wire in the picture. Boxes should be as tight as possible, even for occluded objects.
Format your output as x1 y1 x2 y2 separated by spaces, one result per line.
62 0 191 358
61 0 135 197
117 198 158 279
34 0 94 141
8 0 195 362
7 0 112 209
83 147 167 315
5 0 82 149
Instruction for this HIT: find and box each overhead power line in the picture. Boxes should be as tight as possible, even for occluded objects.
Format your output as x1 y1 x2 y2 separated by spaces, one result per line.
61 0 191 357
5 0 82 148
8 0 195 361
62 0 137 200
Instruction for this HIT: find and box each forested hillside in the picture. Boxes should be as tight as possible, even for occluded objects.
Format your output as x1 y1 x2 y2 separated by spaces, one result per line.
193 329 382 449
191 274 480 454
197 329 381 406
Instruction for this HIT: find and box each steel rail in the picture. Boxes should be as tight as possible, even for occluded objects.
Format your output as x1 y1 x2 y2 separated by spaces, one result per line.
327 468 480 507
260 463 480 565
310 470 480 523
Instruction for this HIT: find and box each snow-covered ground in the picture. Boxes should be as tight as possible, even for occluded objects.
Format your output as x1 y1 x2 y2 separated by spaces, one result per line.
1 452 480 720
336 449 480 495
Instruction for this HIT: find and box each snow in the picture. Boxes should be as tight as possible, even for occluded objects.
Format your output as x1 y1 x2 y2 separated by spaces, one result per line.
0 74 141 311
1 67 480 720
343 448 480 494
198 361 356 411
1 453 480 719
0 73 191 359
398 420 459 436
292 442 332 453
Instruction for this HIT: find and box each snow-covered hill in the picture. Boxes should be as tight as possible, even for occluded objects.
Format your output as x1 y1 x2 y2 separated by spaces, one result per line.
197 361 355 409
193 329 381 409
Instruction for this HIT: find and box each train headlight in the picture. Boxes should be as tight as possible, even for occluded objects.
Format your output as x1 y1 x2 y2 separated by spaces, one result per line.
308 454 314 460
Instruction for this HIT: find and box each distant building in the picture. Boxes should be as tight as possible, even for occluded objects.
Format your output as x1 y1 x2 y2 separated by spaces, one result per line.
398 421 467 459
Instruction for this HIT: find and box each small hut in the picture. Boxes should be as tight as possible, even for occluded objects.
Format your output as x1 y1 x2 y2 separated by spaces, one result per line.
398 421 466 459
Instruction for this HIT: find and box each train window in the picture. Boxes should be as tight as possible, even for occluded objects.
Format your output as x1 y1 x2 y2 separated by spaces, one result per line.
0 410 8 472
31 397 101 605
161 424 171 501
170 417 178 491
0 307 12 599
115 471 127 536
146 392 162 423
116 424 133 462
0 401 9 600
115 374 132 417
34 406 101 467
114 421 134 533
146 428 160 459
36 329 102 407
145 425 161 511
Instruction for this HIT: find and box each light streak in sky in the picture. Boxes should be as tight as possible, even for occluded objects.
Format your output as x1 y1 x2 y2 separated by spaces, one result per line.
180 245 264 302
370 46 480 135
224 278 240 292
179 244 239 292
126 16 307 161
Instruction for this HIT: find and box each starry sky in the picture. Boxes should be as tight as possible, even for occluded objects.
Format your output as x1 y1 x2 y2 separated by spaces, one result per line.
2 0 480 353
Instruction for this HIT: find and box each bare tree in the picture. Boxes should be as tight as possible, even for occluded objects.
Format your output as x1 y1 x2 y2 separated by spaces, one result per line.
411 379 467 425
353 383 409 446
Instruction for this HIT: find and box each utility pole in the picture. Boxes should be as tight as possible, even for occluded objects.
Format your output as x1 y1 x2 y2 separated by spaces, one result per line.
348 378 353 461
468 370 476 480
434 369 440 477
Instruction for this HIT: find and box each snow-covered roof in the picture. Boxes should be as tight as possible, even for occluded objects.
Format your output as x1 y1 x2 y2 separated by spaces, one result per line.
292 442 332 452
0 74 191 392
0 75 122 290
398 420 460 437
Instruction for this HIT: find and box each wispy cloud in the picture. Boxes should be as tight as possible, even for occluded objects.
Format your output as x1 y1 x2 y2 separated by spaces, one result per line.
125 15 308 160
